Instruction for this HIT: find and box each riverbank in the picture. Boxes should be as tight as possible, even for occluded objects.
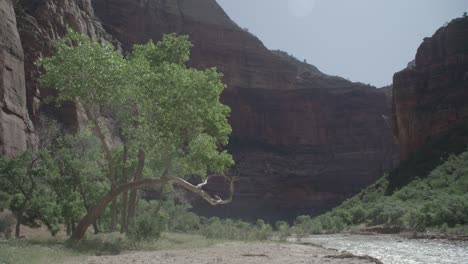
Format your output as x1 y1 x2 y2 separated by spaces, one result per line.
78 242 381 264
0 233 382 264
3 232 467 264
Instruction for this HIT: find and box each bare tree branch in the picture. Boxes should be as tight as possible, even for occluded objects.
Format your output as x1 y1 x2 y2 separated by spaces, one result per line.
164 174 235 205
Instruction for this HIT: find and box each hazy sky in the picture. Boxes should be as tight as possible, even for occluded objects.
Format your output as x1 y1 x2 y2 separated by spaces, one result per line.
216 0 468 87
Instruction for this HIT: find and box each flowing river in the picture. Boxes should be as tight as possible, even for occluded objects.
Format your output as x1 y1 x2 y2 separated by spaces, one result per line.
302 234 468 264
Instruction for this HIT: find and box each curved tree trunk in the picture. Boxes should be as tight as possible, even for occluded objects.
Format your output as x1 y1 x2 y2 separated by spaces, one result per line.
71 178 166 240
70 174 234 240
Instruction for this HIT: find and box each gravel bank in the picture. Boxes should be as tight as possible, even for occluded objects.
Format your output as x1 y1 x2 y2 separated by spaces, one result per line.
81 242 380 264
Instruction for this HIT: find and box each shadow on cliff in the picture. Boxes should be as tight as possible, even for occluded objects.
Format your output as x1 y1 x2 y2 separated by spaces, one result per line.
387 123 468 194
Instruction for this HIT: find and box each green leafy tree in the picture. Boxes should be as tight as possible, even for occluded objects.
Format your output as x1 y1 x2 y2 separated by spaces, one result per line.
292 215 312 241
50 130 108 235
128 200 168 241
37 30 234 240
275 220 290 242
0 151 59 237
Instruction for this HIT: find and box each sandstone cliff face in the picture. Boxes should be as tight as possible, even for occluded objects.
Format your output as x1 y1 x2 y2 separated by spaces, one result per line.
16 0 114 131
92 0 396 219
0 0 30 156
393 17 468 160
216 86 395 219
91 0 297 93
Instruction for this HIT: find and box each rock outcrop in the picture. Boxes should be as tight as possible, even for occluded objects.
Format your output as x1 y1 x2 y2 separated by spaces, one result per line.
0 0 30 156
393 17 468 160
15 0 114 131
92 0 396 219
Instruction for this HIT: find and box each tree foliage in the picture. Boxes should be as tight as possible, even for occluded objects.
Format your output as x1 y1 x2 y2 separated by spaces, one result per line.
37 30 233 181
291 149 468 235
0 150 60 236
36 29 234 239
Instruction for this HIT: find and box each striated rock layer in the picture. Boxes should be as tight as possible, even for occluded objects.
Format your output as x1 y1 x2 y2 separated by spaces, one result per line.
92 0 396 219
0 0 31 156
393 17 468 161
15 0 115 131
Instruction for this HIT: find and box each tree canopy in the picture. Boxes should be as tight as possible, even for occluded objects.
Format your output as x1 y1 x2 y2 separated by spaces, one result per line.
36 29 234 239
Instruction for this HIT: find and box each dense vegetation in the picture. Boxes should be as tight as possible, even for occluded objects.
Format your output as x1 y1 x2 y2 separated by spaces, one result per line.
289 145 468 236
0 29 234 241
0 30 284 250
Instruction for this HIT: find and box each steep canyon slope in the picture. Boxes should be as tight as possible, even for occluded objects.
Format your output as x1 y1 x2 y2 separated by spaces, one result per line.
1 0 396 219
393 16 468 161
0 0 31 156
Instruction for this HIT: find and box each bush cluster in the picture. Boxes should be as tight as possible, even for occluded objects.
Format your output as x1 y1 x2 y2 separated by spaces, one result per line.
290 150 468 234
0 212 15 239
200 217 273 241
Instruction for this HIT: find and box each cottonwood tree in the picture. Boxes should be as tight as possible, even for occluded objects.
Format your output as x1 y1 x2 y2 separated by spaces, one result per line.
37 30 235 240
0 117 68 237
49 130 108 235
0 151 59 237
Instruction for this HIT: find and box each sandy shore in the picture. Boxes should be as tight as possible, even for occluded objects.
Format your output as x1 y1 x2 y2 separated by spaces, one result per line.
80 242 382 264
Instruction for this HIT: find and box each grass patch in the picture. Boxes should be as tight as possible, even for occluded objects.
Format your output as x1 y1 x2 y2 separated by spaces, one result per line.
0 232 224 264
140 232 222 251
0 238 82 264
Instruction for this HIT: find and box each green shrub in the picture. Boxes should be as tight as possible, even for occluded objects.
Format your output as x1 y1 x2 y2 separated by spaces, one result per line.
275 221 290 241
349 206 366 224
168 208 201 232
447 224 468 235
318 214 345 233
128 201 168 242
0 212 15 239
292 215 314 241
252 219 273 240
200 217 223 239
369 199 406 227
67 233 130 255
0 191 10 210
290 215 324 237
200 217 271 241
404 209 426 232
440 222 449 233
308 219 323 234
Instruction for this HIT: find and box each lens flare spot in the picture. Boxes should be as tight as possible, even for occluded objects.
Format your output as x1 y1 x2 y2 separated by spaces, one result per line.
287 0 317 18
